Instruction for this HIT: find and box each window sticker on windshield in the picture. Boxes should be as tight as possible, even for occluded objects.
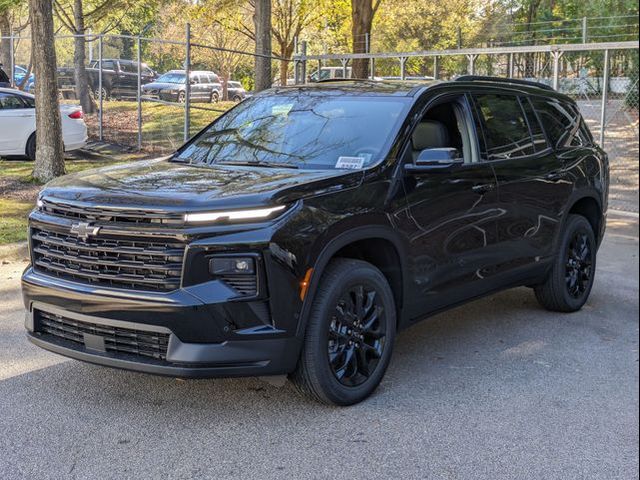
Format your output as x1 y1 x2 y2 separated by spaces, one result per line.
272 104 294 116
336 156 365 170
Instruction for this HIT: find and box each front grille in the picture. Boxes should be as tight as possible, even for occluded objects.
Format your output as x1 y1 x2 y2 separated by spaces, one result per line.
40 198 183 225
36 310 170 360
32 227 185 291
219 274 258 296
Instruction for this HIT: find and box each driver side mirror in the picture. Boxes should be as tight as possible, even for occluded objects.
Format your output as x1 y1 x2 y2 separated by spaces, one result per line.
405 148 463 173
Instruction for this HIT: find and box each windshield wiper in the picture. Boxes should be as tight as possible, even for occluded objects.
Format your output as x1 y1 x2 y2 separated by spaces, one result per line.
217 160 299 169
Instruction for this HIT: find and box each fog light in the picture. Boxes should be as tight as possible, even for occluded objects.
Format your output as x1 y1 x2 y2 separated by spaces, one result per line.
210 257 256 275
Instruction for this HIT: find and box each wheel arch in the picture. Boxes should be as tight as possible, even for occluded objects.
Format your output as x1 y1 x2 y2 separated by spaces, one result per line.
296 226 408 337
555 191 604 251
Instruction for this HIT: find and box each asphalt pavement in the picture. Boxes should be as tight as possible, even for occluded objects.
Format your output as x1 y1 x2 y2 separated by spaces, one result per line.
0 214 638 480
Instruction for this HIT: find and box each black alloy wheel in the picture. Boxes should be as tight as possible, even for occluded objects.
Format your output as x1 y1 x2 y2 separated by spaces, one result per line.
328 285 387 387
535 214 597 312
565 231 593 299
291 258 396 405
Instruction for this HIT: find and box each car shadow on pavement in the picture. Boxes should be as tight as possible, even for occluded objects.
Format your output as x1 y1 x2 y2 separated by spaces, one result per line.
0 285 601 412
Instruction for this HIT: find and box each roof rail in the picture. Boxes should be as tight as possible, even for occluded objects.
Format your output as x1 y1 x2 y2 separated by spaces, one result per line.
455 75 555 91
314 78 374 83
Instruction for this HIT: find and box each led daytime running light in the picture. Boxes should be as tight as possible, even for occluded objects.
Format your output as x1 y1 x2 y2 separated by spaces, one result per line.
184 205 286 223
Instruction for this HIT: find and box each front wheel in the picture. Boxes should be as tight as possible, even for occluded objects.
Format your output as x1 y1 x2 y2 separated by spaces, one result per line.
290 259 396 405
210 91 219 103
534 214 597 312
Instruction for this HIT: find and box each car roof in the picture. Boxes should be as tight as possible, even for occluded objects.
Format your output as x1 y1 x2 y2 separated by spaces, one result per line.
0 87 32 98
269 79 438 97
267 77 571 100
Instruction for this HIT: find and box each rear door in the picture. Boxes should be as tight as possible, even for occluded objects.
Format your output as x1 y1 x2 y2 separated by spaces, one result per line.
0 92 34 155
471 92 572 278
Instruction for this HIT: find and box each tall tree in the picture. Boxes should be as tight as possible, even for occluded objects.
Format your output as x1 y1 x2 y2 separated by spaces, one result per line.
29 0 65 182
272 0 316 85
253 0 271 91
351 0 380 78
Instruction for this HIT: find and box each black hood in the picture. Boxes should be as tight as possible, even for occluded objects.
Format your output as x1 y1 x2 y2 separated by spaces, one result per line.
41 158 363 212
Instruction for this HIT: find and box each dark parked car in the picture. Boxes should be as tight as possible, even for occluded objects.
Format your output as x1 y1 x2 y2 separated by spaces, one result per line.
224 80 247 102
22 77 608 405
142 70 223 103
57 59 157 100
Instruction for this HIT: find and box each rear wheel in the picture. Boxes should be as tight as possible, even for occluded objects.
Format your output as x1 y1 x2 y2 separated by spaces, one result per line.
177 91 186 103
291 259 396 405
210 91 220 103
535 214 597 312
26 133 36 161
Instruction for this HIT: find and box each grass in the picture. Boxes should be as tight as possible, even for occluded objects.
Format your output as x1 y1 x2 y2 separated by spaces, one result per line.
0 197 33 244
0 155 144 247
88 100 236 153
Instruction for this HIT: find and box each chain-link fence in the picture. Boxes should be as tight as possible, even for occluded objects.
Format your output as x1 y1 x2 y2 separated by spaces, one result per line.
1 26 286 156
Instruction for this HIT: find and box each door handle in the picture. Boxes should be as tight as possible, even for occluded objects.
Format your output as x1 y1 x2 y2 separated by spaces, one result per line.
471 183 495 194
545 172 563 181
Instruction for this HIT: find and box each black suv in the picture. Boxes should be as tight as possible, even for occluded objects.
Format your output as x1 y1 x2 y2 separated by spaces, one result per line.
22 77 608 405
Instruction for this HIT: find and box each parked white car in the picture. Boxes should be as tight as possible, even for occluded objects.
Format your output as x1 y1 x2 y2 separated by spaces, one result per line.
0 87 87 160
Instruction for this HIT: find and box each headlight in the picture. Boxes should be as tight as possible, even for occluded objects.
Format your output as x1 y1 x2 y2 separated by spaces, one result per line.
184 205 286 224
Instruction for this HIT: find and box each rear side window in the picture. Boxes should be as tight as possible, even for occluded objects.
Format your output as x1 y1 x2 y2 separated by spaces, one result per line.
473 94 536 160
521 98 549 151
530 98 591 148
0 93 27 109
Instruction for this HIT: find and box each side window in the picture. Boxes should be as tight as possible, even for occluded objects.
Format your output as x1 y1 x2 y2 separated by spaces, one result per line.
102 61 115 71
334 69 344 79
473 94 536 160
521 98 549 152
0 93 27 109
530 98 588 149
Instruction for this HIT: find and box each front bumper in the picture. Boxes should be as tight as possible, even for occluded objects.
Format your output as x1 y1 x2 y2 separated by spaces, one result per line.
22 268 301 378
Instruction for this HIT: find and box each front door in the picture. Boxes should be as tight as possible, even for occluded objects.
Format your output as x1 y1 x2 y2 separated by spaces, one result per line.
397 94 502 319
0 92 35 155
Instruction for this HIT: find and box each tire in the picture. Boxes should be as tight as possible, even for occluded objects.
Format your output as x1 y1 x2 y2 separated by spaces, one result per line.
177 91 186 104
232 95 242 103
26 133 36 161
210 91 219 103
290 258 396 406
94 87 109 101
534 214 597 312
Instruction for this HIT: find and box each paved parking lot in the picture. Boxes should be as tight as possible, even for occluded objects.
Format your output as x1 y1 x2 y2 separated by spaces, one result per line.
0 214 638 480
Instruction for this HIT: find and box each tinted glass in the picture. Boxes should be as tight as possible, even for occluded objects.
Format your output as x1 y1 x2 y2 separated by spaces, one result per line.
0 93 26 109
521 97 549 152
120 62 137 73
530 98 589 148
474 94 536 160
102 61 115 70
156 73 185 84
176 94 409 169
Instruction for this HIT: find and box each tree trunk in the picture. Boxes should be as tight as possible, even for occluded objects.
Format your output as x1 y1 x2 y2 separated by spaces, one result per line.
73 0 95 114
279 42 294 86
351 0 377 79
29 0 65 182
253 0 272 92
221 71 229 100
0 10 12 78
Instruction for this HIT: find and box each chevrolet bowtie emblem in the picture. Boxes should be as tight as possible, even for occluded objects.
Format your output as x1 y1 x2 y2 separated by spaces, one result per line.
70 222 101 241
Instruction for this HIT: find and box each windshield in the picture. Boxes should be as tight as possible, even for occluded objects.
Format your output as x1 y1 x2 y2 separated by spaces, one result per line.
175 93 409 169
156 73 185 84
